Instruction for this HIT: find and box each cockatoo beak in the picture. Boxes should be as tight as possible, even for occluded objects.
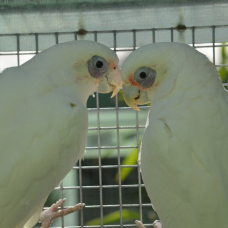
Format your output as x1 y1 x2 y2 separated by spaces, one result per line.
122 85 140 111
98 66 122 97
110 67 122 98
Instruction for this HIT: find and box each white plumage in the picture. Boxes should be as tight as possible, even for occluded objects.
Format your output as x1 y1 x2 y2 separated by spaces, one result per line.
0 40 121 228
121 42 228 228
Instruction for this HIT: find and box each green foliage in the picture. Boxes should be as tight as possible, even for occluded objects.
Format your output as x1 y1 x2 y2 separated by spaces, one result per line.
115 148 138 183
86 209 140 225
87 90 128 108
218 44 228 90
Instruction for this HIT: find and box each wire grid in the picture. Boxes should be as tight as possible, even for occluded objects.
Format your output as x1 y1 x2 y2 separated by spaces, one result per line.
0 25 228 228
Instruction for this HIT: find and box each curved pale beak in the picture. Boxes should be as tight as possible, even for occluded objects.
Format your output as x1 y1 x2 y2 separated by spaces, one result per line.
110 67 122 98
97 66 122 97
122 85 140 111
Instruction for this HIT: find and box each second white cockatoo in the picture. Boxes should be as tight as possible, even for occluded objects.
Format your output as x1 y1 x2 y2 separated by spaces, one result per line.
121 42 228 228
0 40 122 228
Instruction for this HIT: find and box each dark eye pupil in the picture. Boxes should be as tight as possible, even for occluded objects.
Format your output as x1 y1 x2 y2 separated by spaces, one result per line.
96 61 103 68
139 72 147 79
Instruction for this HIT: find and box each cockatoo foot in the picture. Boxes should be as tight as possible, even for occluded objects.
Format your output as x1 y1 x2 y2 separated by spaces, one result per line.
135 220 163 228
39 198 85 228
135 220 146 228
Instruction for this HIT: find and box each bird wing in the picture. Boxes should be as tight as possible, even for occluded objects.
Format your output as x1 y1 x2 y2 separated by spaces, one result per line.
23 196 48 228
0 67 88 227
140 91 228 228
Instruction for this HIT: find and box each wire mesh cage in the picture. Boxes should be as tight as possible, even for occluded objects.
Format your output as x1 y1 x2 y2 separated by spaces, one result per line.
1 1 228 228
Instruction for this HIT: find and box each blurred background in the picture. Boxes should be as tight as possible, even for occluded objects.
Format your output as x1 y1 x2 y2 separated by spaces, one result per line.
0 1 228 227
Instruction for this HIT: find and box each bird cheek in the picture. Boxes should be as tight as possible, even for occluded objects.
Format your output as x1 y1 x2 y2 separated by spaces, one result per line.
128 75 147 91
74 75 83 83
94 78 102 85
128 74 139 87
109 61 116 69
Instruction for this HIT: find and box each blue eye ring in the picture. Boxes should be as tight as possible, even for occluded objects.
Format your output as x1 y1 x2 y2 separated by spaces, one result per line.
134 67 157 88
88 56 108 78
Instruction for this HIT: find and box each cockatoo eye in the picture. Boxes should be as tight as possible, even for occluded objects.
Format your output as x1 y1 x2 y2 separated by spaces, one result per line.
139 72 147 79
88 55 109 78
134 67 157 88
96 60 104 68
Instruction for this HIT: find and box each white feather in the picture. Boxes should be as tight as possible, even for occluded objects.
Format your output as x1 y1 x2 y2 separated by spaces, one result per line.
0 40 119 227
122 43 228 228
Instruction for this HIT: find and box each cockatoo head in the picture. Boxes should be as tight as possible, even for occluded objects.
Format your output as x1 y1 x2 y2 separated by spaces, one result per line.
25 40 122 99
69 40 122 97
121 42 186 110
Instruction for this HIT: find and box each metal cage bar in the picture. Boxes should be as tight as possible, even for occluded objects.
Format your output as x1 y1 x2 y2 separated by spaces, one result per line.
0 24 228 228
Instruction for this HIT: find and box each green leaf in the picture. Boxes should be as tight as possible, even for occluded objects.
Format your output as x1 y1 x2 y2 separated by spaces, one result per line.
219 67 227 81
115 148 138 183
221 44 227 64
218 44 228 89
86 209 140 225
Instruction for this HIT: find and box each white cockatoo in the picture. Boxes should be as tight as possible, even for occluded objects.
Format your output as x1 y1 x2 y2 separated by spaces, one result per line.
121 42 228 228
0 40 122 228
